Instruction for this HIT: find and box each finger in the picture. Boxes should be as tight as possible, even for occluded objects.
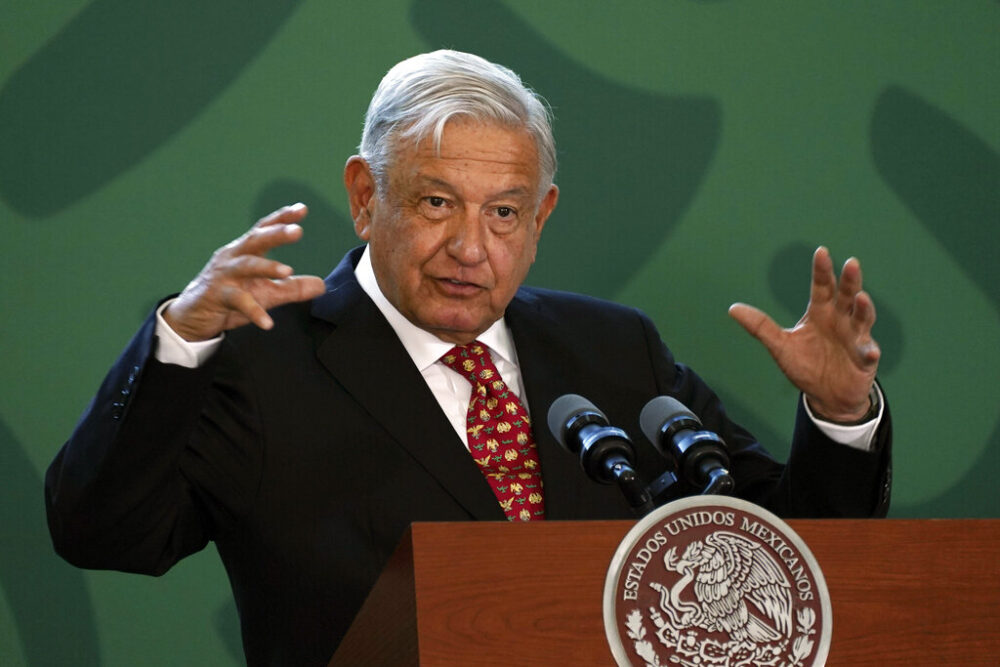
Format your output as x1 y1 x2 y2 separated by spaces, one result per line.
728 303 784 356
252 202 308 229
851 290 877 333
224 255 294 281
268 275 327 305
236 221 306 257
849 291 881 368
836 257 863 313
858 340 881 366
809 246 837 305
220 285 273 330
235 275 326 326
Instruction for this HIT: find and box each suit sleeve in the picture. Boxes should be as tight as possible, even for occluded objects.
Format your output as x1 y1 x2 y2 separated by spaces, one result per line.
771 394 892 517
636 310 892 518
44 310 260 574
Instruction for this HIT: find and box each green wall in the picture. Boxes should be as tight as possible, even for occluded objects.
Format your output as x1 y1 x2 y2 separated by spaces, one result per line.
1 1 996 664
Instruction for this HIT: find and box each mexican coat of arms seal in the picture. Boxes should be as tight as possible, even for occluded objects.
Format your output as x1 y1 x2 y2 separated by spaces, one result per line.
604 496 832 666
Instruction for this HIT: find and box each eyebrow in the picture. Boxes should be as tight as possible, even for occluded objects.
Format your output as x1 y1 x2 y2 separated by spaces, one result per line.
413 175 532 201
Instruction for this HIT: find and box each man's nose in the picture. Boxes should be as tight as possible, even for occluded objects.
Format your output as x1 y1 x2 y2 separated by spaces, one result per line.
446 208 487 265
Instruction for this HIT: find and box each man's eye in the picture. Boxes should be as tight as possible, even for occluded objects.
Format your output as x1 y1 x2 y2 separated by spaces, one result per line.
427 196 446 207
496 206 515 218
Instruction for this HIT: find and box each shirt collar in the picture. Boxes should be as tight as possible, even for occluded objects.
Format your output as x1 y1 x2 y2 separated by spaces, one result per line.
354 245 518 371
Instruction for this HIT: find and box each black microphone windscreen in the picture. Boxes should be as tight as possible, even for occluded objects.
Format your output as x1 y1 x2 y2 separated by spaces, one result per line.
639 395 700 444
546 393 605 448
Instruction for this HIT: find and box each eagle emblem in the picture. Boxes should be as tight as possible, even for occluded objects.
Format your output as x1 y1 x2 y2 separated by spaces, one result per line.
652 531 792 644
603 496 830 666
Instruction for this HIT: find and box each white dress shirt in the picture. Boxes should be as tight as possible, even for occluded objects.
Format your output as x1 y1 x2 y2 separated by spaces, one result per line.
154 245 880 451
352 246 527 449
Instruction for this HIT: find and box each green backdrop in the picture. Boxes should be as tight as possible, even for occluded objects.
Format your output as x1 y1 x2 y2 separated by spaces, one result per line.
1 1 997 664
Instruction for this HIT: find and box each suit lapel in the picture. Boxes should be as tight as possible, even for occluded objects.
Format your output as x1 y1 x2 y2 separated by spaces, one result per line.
310 249 504 521
506 290 627 520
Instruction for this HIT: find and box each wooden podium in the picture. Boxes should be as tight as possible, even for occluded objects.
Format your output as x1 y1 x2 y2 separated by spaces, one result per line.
329 519 1000 666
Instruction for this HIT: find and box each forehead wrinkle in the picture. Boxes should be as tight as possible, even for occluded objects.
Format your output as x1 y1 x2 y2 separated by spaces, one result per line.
412 174 458 193
417 153 537 175
386 124 544 203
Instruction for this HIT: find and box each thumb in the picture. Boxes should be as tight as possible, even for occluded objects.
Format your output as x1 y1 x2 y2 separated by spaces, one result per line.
728 302 783 354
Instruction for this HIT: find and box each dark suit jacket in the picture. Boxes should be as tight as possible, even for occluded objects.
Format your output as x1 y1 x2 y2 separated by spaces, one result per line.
45 246 891 666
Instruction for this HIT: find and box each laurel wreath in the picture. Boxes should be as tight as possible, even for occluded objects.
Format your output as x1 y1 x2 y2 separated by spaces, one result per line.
625 609 663 667
788 607 817 666
624 605 820 667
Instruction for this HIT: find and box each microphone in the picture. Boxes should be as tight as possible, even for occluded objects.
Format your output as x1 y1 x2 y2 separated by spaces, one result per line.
639 396 735 495
547 394 652 513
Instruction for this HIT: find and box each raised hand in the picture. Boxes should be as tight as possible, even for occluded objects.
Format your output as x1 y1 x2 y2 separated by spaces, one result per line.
728 246 880 423
163 203 327 342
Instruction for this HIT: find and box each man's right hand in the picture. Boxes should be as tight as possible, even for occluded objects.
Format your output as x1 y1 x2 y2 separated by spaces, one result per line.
163 203 327 342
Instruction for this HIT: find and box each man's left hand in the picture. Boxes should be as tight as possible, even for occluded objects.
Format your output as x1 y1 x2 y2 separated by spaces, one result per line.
728 246 880 423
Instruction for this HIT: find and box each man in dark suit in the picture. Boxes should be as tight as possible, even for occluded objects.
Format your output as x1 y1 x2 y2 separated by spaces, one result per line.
46 50 890 665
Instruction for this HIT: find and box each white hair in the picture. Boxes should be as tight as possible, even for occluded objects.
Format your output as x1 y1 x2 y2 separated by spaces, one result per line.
359 50 557 193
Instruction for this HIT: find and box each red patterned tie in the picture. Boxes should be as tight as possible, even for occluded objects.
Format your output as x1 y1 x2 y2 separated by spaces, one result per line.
440 342 545 521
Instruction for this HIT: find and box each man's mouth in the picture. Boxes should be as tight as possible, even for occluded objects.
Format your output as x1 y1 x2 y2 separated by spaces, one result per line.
436 277 485 294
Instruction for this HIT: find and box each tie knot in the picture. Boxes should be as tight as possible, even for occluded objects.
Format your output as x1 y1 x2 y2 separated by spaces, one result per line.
440 342 501 388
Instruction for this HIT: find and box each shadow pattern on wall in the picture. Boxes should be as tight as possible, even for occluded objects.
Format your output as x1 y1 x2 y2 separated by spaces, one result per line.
0 0 305 218
0 418 100 665
871 85 1000 517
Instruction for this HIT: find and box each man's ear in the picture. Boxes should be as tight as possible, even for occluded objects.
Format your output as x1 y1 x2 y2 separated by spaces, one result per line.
532 184 559 242
344 156 376 240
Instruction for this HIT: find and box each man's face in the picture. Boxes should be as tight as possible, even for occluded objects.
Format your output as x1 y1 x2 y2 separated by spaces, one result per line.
347 120 558 344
